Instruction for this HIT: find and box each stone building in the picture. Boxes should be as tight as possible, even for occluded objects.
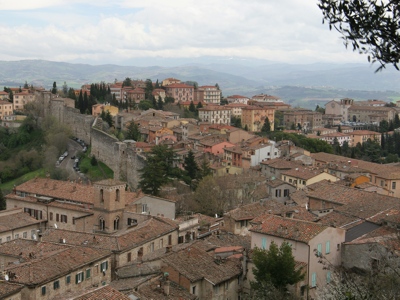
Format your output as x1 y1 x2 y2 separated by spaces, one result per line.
241 105 275 132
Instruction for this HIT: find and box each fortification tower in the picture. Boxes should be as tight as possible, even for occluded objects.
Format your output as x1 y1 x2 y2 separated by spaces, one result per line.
92 179 126 234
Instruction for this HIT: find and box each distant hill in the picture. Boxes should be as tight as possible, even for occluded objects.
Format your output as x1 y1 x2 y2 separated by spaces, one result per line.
1 58 400 109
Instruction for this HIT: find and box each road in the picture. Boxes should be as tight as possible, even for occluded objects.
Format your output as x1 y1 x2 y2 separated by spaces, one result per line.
57 139 86 181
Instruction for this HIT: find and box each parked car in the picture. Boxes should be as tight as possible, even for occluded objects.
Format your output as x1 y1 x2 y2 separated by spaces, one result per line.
75 158 79 163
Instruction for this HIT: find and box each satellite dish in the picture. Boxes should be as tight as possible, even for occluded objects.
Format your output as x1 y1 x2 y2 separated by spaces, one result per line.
4 274 9 281
32 234 37 240
54 224 58 229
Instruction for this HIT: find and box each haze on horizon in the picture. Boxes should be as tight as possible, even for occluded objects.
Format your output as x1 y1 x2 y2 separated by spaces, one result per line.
0 0 367 67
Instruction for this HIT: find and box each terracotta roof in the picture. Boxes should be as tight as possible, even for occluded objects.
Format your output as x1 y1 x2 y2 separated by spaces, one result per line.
14 178 95 204
224 202 274 221
0 100 11 105
162 246 242 285
250 214 328 243
4 245 110 285
73 285 131 300
0 239 67 261
281 168 330 180
135 279 198 300
41 217 177 252
165 83 194 88
318 210 363 229
0 282 23 298
0 212 42 232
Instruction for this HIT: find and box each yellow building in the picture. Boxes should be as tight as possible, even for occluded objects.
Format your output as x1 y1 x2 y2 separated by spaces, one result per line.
241 105 275 132
0 100 13 119
92 104 119 117
350 130 381 146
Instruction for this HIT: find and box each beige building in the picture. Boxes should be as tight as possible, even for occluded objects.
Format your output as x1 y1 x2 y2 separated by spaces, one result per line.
241 105 275 132
0 208 44 243
162 77 181 86
198 106 231 125
0 239 112 300
165 83 194 102
92 104 119 117
325 98 354 122
283 109 323 131
13 92 35 111
195 85 221 104
250 214 345 299
0 91 10 100
348 105 397 123
350 130 381 146
226 95 249 104
0 100 13 119
281 167 339 190
225 103 248 117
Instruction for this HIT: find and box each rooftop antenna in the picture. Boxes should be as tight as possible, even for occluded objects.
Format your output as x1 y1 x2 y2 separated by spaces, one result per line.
4 274 9 281
54 224 58 229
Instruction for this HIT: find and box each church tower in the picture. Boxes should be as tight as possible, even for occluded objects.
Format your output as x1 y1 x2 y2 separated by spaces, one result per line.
92 179 126 234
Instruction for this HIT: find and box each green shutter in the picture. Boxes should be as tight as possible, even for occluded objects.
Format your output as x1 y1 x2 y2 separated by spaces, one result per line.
75 274 79 284
317 243 322 256
261 238 267 250
311 273 317 287
326 271 331 283
86 268 91 279
326 241 330 254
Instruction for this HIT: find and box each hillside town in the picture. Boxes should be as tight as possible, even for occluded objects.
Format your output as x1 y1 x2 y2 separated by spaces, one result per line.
0 77 400 299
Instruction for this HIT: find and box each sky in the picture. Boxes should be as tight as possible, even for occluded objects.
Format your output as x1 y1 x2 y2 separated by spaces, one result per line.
0 0 367 66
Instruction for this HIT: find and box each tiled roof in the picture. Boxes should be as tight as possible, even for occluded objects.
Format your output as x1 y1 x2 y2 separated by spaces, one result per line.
41 217 177 252
250 214 328 243
0 212 42 233
224 202 276 221
0 282 23 298
5 245 111 285
14 178 95 204
137 279 198 300
72 285 131 300
162 246 242 285
281 168 329 180
318 210 363 230
260 157 302 169
308 181 400 217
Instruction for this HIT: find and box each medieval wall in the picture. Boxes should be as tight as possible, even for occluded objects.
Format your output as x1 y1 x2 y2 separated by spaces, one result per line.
38 91 144 190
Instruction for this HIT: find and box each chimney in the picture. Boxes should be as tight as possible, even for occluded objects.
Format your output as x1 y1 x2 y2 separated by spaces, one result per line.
163 280 170 296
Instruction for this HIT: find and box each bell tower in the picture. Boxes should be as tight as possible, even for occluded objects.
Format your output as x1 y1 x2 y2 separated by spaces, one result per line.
93 179 126 234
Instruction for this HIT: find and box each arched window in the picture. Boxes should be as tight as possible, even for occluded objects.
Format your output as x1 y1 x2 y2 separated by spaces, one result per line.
116 189 120 202
100 189 104 202
114 217 120 231
99 217 105 231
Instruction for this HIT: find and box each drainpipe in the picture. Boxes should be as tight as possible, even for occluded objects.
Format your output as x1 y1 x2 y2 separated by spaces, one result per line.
307 244 310 300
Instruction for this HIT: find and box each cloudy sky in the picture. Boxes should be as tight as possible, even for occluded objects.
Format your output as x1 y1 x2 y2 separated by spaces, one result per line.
0 0 366 66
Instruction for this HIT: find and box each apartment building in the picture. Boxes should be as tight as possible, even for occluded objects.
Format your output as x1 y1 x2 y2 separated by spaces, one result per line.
241 105 275 132
0 100 13 119
198 106 231 125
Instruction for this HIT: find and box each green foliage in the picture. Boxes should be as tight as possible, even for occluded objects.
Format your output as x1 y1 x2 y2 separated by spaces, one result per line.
122 77 132 87
318 0 400 71
125 122 141 141
231 116 242 128
189 101 196 113
183 150 199 188
51 81 57 94
138 100 154 110
261 117 271 133
0 189 6 210
251 242 305 296
268 132 334 153
90 155 98 166
139 145 181 196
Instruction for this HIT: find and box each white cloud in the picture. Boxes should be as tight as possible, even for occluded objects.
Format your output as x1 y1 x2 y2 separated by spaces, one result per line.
0 0 367 65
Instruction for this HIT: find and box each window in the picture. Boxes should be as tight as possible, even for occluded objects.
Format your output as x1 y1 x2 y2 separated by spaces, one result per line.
150 242 154 252
6 236 10 242
326 241 330 254
86 268 91 279
41 286 46 295
261 237 267 250
381 180 384 187
214 284 220 295
116 189 120 201
76 272 84 284
114 217 120 230
159 239 163 248
275 189 281 197
289 179 292 183
14 234 19 239
23 232 27 238
311 273 317 287
56 213 59 222
53 280 60 290
66 274 71 285
284 189 289 197
326 271 331 283
100 189 104 202
61 215 67 223
142 204 148 213
337 243 341 251
192 286 196 295
317 243 322 257
50 212 53 221
127 252 132 262
100 261 108 272
392 182 396 189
